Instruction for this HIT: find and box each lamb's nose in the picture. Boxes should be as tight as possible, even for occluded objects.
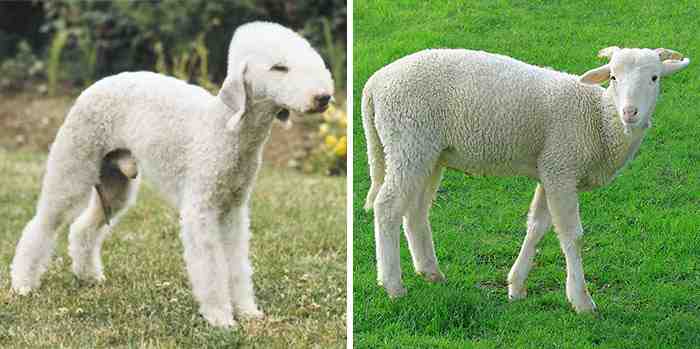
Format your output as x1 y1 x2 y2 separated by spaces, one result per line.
315 94 332 110
623 106 638 117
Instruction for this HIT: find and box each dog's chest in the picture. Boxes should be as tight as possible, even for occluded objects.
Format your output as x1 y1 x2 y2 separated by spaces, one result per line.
208 140 266 209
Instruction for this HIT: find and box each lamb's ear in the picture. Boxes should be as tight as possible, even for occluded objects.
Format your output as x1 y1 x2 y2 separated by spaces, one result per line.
655 48 684 61
661 58 690 76
598 46 620 60
580 64 611 85
219 60 247 131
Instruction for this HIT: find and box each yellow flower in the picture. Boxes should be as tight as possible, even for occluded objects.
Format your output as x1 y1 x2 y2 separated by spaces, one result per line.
324 135 338 148
339 112 347 128
319 123 330 135
334 136 347 156
323 107 336 123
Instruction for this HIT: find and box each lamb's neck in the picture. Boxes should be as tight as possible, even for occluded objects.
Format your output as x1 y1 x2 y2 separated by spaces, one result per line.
598 91 647 174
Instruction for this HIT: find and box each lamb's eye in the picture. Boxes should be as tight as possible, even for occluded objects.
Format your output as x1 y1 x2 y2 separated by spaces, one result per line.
651 75 658 82
270 64 289 72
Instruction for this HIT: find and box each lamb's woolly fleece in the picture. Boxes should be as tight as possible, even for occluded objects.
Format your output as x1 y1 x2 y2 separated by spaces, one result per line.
362 48 688 313
10 21 334 328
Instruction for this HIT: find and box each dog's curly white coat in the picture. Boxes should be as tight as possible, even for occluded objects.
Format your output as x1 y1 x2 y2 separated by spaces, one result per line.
10 21 334 328
362 47 688 312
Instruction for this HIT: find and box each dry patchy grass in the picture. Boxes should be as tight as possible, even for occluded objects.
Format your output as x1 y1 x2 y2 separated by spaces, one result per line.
0 149 346 348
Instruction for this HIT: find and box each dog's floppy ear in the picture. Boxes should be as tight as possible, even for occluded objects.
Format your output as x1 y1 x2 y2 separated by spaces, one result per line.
219 60 247 131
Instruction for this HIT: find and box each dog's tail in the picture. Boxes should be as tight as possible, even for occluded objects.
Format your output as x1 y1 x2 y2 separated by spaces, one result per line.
362 87 385 211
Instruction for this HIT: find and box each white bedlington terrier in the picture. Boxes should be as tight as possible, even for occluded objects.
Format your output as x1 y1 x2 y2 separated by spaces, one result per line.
10 21 334 328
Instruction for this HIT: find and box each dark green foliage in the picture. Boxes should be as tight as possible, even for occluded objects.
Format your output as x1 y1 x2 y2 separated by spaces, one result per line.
0 41 44 92
39 0 346 87
0 1 45 59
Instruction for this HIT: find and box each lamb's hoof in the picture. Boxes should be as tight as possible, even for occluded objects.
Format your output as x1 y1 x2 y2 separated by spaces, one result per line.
569 294 597 313
200 305 237 328
384 284 407 298
238 307 265 320
417 270 446 283
507 284 527 301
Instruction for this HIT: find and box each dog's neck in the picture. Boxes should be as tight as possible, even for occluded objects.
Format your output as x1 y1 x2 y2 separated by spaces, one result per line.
217 97 277 154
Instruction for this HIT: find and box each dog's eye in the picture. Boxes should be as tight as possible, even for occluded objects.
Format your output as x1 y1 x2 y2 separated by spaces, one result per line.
651 75 658 82
270 64 289 72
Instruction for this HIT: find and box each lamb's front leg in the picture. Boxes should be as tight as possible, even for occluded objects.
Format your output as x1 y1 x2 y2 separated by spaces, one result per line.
179 205 234 327
508 184 551 300
543 185 596 313
222 204 263 319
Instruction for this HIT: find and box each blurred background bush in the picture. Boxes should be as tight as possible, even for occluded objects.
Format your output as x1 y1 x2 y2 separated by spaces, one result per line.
0 0 346 175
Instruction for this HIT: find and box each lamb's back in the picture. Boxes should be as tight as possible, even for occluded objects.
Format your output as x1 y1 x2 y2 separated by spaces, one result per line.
365 49 600 178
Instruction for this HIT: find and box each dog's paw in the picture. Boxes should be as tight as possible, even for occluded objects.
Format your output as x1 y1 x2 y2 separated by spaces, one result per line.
200 305 237 328
72 265 106 284
11 276 39 296
11 285 33 296
238 307 265 320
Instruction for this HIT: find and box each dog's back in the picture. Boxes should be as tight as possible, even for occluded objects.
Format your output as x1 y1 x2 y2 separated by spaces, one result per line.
48 72 221 207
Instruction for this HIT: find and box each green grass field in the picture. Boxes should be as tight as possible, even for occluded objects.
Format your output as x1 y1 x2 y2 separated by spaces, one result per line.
0 150 346 348
353 1 699 348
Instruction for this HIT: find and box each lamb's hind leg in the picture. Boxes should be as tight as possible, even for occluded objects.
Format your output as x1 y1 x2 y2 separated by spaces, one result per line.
374 145 439 298
403 163 445 283
508 184 551 300
69 161 139 283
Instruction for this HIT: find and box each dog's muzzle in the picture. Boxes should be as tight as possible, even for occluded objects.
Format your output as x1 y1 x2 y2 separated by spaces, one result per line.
313 94 332 113
276 108 290 121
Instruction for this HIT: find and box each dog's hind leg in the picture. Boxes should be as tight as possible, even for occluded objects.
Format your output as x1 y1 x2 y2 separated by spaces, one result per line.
11 143 100 294
10 215 65 295
69 150 140 283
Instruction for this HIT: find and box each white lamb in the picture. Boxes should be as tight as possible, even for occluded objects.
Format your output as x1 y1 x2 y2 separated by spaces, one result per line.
10 21 334 328
362 47 689 312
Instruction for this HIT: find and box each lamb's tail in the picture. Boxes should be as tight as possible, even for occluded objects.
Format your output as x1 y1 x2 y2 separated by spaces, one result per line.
362 88 385 211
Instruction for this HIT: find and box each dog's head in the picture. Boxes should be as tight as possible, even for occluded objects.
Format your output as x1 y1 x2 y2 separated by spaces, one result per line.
219 22 335 130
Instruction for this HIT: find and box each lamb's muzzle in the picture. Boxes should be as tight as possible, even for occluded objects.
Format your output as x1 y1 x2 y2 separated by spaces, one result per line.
622 105 639 124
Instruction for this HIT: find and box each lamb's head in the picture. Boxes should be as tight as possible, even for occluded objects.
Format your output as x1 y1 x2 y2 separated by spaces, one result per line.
219 21 334 131
580 46 690 131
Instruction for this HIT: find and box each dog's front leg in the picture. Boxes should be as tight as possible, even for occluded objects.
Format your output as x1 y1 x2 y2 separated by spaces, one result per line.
179 204 235 328
222 204 263 319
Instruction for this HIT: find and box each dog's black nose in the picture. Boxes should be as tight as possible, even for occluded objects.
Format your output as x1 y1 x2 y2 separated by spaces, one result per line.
315 94 332 109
